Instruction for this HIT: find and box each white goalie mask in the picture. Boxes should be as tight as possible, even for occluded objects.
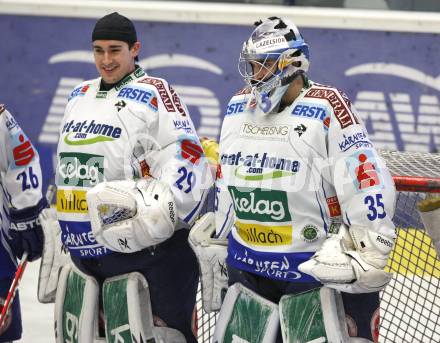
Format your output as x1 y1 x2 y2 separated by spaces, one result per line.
239 16 310 114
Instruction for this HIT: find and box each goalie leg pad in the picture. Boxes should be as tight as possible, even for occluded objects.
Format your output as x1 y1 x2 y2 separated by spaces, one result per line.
102 272 186 343
279 287 350 343
212 283 279 343
54 264 99 343
188 212 228 313
38 207 71 303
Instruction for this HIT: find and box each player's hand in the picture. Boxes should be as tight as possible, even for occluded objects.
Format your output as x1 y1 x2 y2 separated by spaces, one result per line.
8 197 48 261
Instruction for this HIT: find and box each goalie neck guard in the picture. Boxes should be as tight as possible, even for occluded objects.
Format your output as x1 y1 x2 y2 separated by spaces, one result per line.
238 16 310 114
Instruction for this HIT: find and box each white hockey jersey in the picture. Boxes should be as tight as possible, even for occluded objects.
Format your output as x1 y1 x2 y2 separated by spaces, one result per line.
0 105 44 278
56 66 212 259
216 81 396 283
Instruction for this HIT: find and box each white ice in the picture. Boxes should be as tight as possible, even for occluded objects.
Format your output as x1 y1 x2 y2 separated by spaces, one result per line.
17 260 54 342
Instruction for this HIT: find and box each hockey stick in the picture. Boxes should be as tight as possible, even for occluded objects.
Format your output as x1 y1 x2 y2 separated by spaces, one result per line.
0 251 28 332
0 185 56 332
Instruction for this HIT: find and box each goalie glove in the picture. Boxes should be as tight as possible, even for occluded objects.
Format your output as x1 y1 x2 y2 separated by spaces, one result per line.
298 225 394 294
188 212 228 313
417 196 440 255
87 178 177 253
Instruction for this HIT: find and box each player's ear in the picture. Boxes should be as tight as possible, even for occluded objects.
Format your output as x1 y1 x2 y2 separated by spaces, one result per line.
131 41 141 59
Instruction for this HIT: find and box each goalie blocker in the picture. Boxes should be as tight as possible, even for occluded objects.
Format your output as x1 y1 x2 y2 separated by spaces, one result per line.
188 212 228 313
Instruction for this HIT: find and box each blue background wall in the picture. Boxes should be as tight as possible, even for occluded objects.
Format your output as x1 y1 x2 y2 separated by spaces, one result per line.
2 14 440 188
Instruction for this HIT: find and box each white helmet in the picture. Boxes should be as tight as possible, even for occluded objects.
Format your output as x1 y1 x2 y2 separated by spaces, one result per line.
239 17 310 114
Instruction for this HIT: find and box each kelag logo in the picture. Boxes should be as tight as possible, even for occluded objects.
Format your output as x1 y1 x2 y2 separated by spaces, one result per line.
229 186 293 246
228 186 291 222
58 152 104 187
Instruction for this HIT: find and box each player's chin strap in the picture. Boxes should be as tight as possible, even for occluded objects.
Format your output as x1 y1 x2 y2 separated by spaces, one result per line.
298 224 394 294
189 212 228 313
55 265 186 343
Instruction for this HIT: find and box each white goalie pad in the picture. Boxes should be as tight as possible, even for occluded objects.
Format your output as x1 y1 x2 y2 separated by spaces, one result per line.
54 264 100 343
279 287 350 343
418 196 440 255
87 178 177 253
102 272 186 343
38 206 71 303
188 212 228 312
213 283 279 343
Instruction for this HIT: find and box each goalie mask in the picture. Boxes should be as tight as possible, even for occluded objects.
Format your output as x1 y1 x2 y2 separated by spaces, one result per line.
239 16 310 114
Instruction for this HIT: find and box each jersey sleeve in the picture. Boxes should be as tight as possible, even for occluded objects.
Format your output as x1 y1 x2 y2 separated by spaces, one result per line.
136 78 214 227
0 107 45 211
324 88 396 238
213 162 234 239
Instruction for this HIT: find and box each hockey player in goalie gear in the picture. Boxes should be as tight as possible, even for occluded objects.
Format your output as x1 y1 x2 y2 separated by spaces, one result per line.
0 105 46 342
215 16 396 343
54 13 211 343
417 196 440 255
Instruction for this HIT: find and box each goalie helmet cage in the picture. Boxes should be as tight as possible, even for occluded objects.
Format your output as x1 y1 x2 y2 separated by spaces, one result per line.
194 150 440 343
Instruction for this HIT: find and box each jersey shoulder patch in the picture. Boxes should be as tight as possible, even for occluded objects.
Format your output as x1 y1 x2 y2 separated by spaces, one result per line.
68 81 94 102
137 76 176 113
226 94 249 116
303 83 359 129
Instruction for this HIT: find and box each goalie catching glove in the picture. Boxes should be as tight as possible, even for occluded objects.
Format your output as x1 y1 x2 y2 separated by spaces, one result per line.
299 225 395 293
87 178 177 253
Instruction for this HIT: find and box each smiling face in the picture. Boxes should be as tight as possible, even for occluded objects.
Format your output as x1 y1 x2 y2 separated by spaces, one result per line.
93 40 140 84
